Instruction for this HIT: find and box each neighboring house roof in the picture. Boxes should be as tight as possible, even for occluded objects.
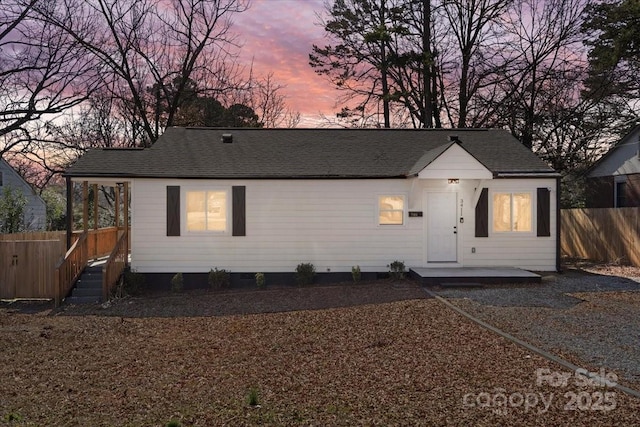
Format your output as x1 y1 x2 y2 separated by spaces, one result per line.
588 125 640 178
65 127 556 179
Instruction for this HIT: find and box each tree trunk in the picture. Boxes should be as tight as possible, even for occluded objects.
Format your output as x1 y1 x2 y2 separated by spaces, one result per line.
422 0 433 128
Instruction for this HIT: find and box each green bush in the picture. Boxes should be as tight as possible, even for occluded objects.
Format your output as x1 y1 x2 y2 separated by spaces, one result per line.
255 272 265 288
170 273 184 293
208 268 231 289
122 269 146 296
295 263 316 286
351 265 361 282
388 260 406 280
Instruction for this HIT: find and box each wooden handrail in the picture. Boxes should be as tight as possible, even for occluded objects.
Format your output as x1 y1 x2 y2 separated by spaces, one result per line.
54 232 89 307
102 229 129 301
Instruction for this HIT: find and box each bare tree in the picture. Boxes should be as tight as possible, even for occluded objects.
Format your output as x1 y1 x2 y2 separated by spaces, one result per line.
0 0 99 157
438 0 511 127
33 0 250 146
483 0 585 149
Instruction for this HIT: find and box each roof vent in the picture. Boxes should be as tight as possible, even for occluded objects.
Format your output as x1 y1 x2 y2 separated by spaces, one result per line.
449 135 459 142
222 133 233 143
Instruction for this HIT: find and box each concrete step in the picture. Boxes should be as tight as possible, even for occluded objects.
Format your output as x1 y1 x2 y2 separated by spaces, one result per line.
72 287 102 298
76 279 103 289
65 295 101 305
65 266 104 304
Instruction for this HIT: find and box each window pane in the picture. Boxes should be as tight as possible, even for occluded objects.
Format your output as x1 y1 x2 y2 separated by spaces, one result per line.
380 210 403 225
379 196 404 211
493 193 511 232
379 196 404 225
207 191 227 231
187 191 206 231
512 193 531 231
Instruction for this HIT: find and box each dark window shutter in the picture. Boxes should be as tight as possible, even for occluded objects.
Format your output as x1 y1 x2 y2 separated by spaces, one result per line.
166 186 180 236
475 188 489 237
232 186 246 236
537 187 551 237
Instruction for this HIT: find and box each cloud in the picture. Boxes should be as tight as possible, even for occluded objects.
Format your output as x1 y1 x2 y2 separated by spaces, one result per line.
232 0 343 123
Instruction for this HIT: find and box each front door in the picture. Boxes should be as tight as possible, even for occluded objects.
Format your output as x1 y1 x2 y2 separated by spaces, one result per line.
426 192 458 262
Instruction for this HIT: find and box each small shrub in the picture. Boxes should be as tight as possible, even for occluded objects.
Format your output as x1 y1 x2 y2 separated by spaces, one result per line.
388 260 406 280
166 421 181 427
351 265 361 282
255 272 266 288
295 262 316 286
208 268 231 289
247 387 260 407
122 268 145 296
170 273 184 293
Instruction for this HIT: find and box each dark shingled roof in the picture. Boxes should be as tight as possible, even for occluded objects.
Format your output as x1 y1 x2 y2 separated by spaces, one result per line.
65 127 556 179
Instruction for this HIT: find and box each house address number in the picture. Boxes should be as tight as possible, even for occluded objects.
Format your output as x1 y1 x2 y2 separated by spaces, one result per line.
408 211 423 217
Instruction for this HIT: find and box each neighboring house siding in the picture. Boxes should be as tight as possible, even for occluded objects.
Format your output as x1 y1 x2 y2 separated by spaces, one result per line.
0 161 46 230
585 176 614 208
586 172 640 208
130 177 557 273
624 173 640 207
587 127 640 207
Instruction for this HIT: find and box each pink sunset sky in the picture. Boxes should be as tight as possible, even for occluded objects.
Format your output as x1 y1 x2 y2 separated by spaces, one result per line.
232 0 342 125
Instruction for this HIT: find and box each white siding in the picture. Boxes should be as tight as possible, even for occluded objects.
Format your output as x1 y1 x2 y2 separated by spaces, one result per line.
458 178 557 271
131 179 423 273
130 177 558 273
418 144 492 179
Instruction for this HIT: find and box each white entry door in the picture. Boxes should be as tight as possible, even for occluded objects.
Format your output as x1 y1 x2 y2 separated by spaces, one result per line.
426 192 458 262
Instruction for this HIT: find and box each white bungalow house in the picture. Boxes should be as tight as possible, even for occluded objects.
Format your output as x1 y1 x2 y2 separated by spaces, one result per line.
0 158 46 231
64 128 560 286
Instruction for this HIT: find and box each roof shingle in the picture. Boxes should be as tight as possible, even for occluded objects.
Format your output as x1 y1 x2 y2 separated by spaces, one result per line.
65 127 555 179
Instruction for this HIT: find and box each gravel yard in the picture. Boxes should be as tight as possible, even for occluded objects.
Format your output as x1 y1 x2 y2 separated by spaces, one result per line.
2 277 640 425
434 263 640 390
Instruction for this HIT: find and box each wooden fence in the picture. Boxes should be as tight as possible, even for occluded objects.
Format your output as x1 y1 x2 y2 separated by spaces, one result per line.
0 227 125 301
561 207 640 267
0 231 65 242
0 240 66 299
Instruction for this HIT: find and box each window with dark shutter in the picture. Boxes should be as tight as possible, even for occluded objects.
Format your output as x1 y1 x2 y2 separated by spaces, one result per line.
166 186 180 236
475 188 489 237
232 186 246 236
537 188 551 237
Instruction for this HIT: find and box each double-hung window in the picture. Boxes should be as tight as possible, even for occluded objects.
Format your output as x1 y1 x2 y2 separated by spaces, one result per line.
378 195 405 225
186 190 228 232
492 192 532 232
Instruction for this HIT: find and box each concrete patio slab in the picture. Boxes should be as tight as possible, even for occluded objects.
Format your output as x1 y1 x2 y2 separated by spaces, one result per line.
410 267 541 285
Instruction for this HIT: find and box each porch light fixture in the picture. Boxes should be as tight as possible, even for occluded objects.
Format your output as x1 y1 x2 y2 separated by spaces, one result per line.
448 179 459 184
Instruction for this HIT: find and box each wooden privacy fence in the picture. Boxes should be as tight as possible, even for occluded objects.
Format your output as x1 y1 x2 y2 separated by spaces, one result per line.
0 227 126 301
0 239 66 299
561 207 640 266
0 231 65 242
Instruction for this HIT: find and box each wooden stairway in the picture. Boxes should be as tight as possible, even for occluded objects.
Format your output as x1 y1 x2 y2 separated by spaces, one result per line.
65 265 103 304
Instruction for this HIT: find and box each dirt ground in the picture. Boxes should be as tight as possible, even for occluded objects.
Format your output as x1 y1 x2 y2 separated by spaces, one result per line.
2 276 640 426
